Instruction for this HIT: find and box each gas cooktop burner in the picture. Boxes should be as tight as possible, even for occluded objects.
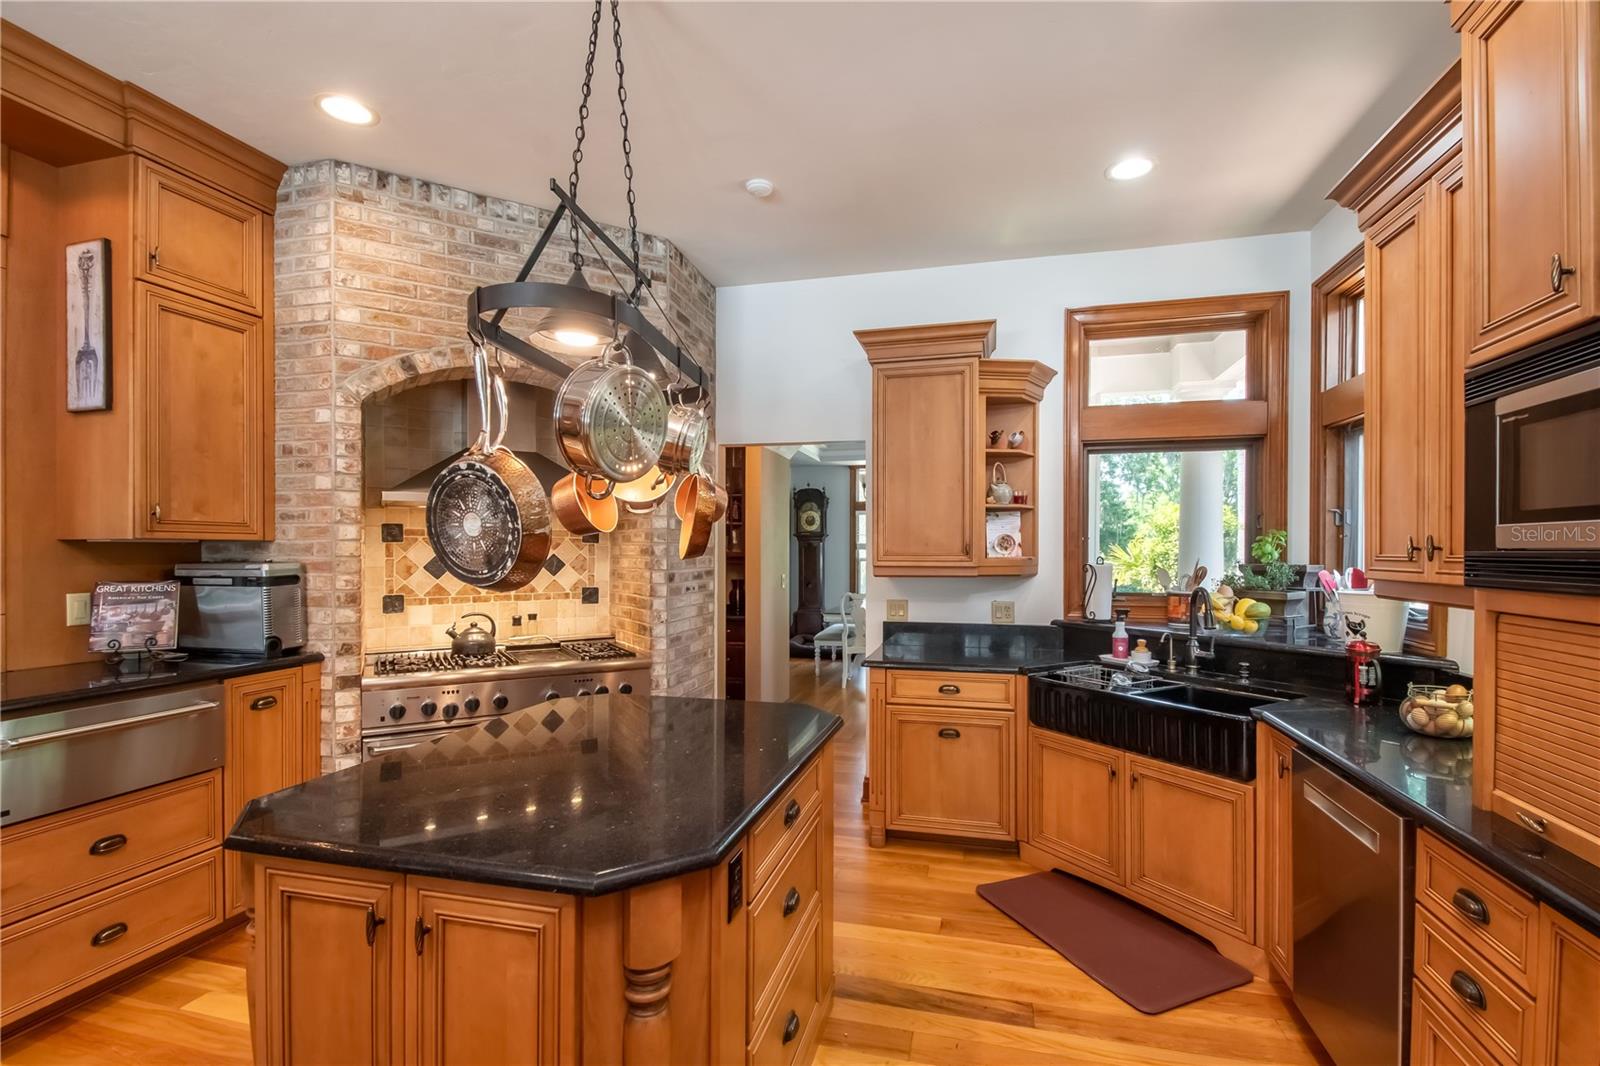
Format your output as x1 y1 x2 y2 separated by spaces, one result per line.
373 650 518 676
560 639 637 661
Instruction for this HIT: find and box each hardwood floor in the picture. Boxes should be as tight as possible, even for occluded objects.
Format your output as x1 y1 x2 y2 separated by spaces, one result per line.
2 661 1325 1065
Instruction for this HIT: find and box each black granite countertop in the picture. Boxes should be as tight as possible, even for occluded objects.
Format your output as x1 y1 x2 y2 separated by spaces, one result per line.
1259 698 1600 937
226 695 842 895
0 651 324 714
865 622 1075 675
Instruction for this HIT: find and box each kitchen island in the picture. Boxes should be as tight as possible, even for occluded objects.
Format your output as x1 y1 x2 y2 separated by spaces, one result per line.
226 694 840 1066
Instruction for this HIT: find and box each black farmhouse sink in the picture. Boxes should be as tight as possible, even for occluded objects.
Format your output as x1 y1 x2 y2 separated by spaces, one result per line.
1028 664 1287 782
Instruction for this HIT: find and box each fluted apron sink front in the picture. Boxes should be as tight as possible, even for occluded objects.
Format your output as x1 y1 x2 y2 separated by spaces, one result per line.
1028 666 1288 781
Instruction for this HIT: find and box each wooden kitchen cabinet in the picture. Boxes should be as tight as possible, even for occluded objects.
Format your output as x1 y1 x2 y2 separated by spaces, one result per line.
1026 730 1124 885
1457 0 1599 364
1126 757 1255 941
253 859 404 1066
886 705 1014 841
138 159 264 315
1261 726 1295 986
140 284 269 539
226 665 318 916
407 878 576 1066
1532 906 1600 1066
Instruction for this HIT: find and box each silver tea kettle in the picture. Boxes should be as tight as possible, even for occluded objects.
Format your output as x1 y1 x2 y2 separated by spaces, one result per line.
446 613 498 657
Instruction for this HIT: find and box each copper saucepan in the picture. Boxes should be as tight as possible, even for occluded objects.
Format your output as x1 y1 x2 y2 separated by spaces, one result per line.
674 472 728 560
551 473 619 536
613 465 677 513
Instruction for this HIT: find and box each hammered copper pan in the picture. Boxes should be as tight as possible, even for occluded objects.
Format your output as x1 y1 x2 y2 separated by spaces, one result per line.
551 473 619 536
674 472 728 560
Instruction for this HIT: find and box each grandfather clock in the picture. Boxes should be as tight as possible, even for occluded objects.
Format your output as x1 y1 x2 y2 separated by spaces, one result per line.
792 487 828 639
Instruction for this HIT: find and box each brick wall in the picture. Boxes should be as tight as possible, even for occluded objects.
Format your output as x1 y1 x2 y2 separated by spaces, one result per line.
208 160 717 769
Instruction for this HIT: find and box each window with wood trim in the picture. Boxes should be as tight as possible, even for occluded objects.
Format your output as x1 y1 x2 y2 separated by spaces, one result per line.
849 465 866 594
1064 292 1290 621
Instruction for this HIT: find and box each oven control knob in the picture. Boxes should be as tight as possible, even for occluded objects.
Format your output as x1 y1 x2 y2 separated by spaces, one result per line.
618 683 634 695
577 688 592 699
442 702 460 720
545 690 561 702
463 696 481 713
595 685 609 695
492 693 509 711
388 703 407 720
420 700 438 717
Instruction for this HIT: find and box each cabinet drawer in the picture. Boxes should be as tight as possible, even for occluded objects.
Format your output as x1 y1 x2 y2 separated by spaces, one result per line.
1 770 223 925
138 159 263 314
887 706 1014 841
1412 981 1500 1066
0 848 223 1028
750 818 820 1023
1415 906 1536 1066
749 759 820 895
884 670 1013 709
1417 830 1537 990
749 912 822 1066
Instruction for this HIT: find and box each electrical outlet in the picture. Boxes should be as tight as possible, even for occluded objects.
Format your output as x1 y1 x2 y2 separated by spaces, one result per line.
991 600 1015 624
65 592 91 627
885 598 908 621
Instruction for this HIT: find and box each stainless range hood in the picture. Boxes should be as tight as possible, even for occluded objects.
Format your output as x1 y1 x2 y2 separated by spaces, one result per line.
377 380 572 504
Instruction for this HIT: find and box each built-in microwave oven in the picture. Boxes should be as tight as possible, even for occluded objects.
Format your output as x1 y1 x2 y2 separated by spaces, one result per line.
1464 326 1600 593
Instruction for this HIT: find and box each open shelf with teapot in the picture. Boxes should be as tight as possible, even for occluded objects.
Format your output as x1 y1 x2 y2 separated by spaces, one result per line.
979 359 1052 576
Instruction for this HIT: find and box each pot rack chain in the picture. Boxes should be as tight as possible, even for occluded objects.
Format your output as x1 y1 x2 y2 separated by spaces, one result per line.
567 1 604 270
610 0 642 288
573 205 699 391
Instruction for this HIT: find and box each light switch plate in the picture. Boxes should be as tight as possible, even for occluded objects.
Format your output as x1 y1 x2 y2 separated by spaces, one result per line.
886 598 908 621
991 600 1015 624
65 592 91 627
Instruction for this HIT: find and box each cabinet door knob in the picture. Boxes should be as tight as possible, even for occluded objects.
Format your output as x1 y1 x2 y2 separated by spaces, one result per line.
937 684 961 695
783 798 801 827
1425 534 1442 562
366 907 385 946
1449 970 1487 1011
1405 535 1419 561
414 916 432 955
1451 888 1490 925
782 1010 801 1045
150 503 162 522
1277 754 1288 779
937 727 961 740
1108 765 1116 781
1552 253 1576 293
250 694 279 711
782 886 802 918
91 921 128 947
149 246 160 267
88 833 128 855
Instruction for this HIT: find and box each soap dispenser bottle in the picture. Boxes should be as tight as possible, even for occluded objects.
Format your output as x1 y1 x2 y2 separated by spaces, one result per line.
1111 610 1131 660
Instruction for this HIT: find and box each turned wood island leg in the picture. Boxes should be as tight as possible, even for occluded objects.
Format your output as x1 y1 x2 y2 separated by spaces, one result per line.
623 879 682 1064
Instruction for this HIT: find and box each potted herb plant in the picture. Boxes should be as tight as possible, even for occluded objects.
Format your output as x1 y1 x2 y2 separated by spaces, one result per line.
1222 529 1311 627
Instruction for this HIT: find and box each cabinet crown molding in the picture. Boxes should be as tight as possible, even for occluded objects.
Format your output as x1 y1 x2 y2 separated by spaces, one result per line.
856 319 997 364
1330 60 1463 227
979 358 1057 402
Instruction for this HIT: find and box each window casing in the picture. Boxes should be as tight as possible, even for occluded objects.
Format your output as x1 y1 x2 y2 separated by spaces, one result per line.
849 465 866 594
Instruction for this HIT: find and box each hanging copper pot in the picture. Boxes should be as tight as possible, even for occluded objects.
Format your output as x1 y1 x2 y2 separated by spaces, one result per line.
674 472 728 560
551 473 619 536
612 465 677 513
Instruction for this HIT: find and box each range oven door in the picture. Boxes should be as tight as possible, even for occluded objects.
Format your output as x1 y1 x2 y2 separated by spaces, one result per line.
361 725 459 761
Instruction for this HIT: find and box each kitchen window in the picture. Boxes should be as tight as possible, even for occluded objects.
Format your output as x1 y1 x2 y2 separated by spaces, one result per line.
1310 248 1366 570
1065 292 1289 619
850 465 867 594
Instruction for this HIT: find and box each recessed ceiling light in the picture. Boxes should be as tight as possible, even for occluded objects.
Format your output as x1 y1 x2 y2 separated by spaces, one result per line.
1106 156 1154 182
315 93 378 126
744 177 775 199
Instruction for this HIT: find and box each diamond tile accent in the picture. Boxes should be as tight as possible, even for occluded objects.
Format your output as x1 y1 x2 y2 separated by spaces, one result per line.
423 555 448 579
543 555 566 576
541 709 565 732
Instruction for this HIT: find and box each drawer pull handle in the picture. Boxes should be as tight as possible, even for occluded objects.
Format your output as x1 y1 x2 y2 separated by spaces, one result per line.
91 922 128 947
366 907 385 947
937 684 960 695
783 799 801 828
250 695 279 711
782 1010 800 1045
782 886 802 918
89 833 128 856
1451 888 1490 925
1449 970 1487 1011
938 727 961 740
1515 811 1547 834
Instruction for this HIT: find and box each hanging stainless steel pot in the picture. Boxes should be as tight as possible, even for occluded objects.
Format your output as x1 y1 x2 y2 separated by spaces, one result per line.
657 399 709 476
426 345 553 590
553 342 669 484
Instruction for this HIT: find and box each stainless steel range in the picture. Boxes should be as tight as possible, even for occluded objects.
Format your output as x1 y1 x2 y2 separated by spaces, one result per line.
359 636 649 760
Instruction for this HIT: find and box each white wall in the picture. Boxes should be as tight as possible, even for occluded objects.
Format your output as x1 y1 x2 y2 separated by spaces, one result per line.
1310 204 1363 279
789 464 854 617
717 232 1313 646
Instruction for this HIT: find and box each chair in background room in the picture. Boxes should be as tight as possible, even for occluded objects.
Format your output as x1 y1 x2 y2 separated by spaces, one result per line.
813 592 866 686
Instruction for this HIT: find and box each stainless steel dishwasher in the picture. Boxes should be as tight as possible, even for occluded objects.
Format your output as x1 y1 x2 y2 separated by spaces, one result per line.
1292 750 1413 1066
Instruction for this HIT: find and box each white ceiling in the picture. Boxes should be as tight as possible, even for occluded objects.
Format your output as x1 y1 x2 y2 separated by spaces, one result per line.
6 2 1458 286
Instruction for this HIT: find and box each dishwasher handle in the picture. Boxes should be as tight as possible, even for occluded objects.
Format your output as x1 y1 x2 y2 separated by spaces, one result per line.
1302 779 1381 854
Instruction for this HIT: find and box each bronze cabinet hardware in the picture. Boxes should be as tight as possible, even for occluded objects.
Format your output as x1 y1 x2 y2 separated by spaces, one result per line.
149 247 160 267
1406 535 1419 561
1277 754 1288 779
1515 810 1547 834
1449 970 1487 1011
88 833 128 855
249 694 279 711
783 798 801 827
937 684 961 695
1552 253 1576 293
366 907 385 947
151 503 162 522
937 727 961 740
414 916 432 955
1108 766 1116 781
782 1010 800 1044
782 887 801 918
91 922 128 947
1450 887 1490 925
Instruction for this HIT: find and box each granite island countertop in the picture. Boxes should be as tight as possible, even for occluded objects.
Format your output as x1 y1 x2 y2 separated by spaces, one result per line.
226 695 842 895
1259 698 1600 937
0 651 325 714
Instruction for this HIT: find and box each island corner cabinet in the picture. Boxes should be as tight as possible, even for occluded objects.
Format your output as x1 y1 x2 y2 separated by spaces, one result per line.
226 695 841 1066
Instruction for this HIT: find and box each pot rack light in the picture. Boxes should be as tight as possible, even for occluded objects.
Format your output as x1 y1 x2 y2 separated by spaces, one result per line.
465 0 710 403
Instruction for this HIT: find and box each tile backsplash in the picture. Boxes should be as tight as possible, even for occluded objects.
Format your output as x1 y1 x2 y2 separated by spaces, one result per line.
362 504 610 651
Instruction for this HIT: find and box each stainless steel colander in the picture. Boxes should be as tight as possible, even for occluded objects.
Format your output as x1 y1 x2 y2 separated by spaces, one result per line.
553 344 669 483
